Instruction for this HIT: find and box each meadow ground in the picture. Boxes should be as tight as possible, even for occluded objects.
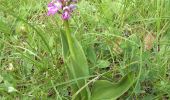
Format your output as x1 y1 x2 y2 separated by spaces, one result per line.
0 0 170 99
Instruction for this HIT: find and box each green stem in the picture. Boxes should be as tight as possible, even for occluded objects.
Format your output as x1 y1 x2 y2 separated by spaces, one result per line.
64 20 73 49
64 20 76 59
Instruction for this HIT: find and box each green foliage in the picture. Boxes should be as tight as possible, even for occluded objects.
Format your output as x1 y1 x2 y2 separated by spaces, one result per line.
62 21 90 100
91 72 135 100
0 0 170 99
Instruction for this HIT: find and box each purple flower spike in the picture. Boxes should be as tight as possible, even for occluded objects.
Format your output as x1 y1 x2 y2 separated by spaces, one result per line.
47 0 77 20
47 1 62 16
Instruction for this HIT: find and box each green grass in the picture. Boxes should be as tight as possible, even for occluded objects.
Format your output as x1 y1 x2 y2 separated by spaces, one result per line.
0 0 170 99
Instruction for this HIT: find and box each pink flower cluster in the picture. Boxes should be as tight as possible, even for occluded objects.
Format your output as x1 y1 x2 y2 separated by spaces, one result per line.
47 0 77 20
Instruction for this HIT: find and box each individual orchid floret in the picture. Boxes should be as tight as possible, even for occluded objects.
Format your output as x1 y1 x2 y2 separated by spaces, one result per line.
61 5 76 20
47 0 62 16
62 10 70 20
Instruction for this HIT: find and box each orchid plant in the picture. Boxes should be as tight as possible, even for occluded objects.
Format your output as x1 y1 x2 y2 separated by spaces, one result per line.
47 0 135 100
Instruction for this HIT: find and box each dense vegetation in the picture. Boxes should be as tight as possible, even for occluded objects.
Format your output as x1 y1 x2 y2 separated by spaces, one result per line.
0 0 170 99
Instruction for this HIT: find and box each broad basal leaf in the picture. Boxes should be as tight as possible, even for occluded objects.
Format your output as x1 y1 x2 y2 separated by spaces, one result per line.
91 72 135 100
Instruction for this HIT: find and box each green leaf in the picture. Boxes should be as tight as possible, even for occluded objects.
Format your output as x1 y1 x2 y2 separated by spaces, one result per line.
97 60 110 68
49 36 54 48
0 20 11 34
0 75 3 83
61 29 83 99
91 72 135 100
60 30 69 59
86 46 97 64
68 36 90 100
62 21 90 100
61 29 81 99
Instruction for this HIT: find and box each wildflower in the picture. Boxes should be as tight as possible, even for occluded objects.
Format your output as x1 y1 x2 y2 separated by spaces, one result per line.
62 8 70 20
47 0 77 20
47 0 62 16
